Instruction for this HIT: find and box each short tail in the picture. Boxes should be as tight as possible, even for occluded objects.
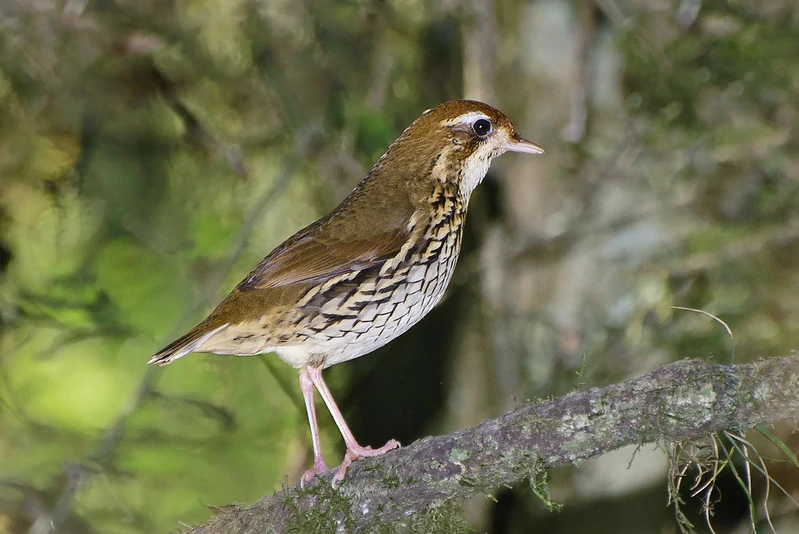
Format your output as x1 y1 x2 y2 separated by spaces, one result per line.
148 323 229 366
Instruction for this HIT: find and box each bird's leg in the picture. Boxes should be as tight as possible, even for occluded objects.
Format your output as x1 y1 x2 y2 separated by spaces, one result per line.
306 366 400 485
299 368 328 486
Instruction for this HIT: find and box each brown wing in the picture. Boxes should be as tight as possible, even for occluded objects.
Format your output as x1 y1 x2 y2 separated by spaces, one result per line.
237 221 415 291
148 217 417 365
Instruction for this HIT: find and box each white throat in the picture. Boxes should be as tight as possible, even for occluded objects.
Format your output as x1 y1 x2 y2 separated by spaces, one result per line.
459 153 493 200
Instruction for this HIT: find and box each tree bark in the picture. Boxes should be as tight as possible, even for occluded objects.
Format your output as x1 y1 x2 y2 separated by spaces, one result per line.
188 354 799 533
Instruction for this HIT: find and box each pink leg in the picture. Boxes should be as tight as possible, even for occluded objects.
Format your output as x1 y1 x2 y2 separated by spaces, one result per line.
299 368 328 486
306 366 400 486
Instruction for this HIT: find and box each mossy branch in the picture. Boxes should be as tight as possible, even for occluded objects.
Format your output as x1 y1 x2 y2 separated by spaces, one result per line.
187 354 799 533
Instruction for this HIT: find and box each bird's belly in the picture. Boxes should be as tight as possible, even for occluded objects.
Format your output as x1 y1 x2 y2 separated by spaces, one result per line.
317 284 441 367
275 255 455 369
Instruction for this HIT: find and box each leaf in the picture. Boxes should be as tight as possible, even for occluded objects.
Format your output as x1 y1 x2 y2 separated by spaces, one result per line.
756 425 799 470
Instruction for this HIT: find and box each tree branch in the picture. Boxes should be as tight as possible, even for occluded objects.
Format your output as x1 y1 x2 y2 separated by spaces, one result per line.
188 355 799 533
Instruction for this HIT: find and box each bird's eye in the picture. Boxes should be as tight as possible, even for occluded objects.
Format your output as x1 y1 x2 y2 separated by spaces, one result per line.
472 118 492 138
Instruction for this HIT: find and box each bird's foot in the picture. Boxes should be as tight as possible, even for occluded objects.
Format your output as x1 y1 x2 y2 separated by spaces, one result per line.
301 456 329 489
332 439 401 487
350 439 401 457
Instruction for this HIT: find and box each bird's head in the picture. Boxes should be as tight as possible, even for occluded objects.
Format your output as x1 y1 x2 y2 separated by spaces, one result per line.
377 100 544 200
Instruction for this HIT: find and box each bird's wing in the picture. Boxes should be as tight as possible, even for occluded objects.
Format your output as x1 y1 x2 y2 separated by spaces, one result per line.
237 221 415 291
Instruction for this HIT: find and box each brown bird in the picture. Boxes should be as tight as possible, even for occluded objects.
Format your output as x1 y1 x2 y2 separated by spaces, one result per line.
148 100 543 485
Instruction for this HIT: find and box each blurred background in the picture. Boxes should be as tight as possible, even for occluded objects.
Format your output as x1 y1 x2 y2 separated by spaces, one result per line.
1 0 798 532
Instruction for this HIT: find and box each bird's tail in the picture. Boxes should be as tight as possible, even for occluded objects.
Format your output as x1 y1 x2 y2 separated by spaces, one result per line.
148 323 229 366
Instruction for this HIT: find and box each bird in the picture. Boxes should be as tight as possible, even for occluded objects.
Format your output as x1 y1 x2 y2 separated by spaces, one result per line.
148 99 544 486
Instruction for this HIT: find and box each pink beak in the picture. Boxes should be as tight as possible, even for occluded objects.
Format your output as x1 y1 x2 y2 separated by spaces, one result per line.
507 136 545 155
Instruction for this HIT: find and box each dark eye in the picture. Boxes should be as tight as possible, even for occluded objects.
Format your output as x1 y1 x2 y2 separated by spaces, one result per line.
473 118 492 138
